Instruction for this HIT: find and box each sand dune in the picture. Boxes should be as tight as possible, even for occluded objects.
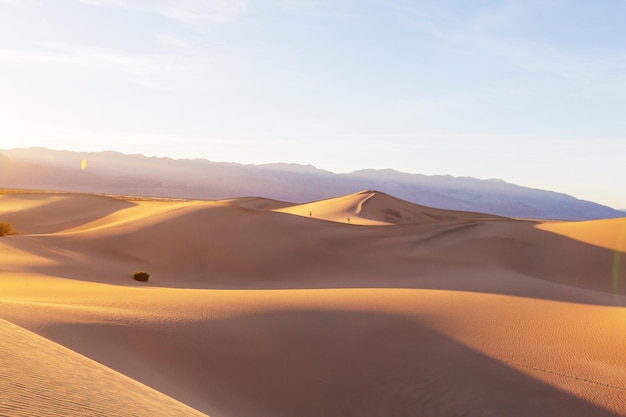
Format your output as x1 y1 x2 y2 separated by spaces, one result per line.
1 189 625 416
275 190 502 225
0 192 136 234
537 217 626 252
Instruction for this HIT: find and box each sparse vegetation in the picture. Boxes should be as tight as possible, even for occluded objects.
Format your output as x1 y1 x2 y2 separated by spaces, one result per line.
0 222 18 236
133 271 150 282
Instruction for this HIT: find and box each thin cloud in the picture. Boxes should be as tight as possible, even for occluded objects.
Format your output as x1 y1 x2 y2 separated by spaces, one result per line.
279 0 358 18
76 0 249 25
391 1 626 97
0 0 35 4
156 34 191 49
0 41 217 90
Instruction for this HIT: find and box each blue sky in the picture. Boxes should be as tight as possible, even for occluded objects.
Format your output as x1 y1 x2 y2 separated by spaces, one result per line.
1 0 625 208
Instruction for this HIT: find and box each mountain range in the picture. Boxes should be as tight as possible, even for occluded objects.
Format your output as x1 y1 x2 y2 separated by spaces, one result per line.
0 147 622 221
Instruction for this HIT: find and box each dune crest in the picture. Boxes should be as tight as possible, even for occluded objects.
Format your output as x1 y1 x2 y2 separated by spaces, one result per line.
274 190 503 225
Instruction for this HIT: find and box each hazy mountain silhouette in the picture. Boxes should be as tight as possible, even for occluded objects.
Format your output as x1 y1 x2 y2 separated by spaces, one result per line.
0 147 622 220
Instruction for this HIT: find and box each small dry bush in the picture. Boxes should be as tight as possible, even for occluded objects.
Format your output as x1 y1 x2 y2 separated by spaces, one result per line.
133 271 150 282
0 222 18 236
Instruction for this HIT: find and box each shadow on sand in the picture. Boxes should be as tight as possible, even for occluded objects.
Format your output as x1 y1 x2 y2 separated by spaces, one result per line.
44 309 624 417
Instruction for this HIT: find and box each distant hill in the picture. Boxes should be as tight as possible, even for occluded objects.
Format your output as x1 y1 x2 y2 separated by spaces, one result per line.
0 147 622 221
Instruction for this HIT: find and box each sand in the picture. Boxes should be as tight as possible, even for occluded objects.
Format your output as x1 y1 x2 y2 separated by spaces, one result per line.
1 190 625 416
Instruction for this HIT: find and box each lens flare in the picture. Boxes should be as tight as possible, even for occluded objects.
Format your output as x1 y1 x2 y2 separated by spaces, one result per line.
81 159 87 170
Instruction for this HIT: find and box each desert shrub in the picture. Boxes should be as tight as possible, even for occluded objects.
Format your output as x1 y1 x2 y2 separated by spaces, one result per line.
133 271 150 282
0 222 17 236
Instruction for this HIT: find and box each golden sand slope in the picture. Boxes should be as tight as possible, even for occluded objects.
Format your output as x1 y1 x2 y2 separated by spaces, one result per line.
1 190 626 417
0 318 207 417
2 279 625 417
537 217 626 252
0 192 136 235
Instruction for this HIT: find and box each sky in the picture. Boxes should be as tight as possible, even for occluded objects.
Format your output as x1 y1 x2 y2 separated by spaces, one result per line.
1 0 625 208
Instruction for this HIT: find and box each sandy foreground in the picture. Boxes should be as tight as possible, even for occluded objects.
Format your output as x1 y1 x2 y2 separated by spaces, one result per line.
1 189 625 417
